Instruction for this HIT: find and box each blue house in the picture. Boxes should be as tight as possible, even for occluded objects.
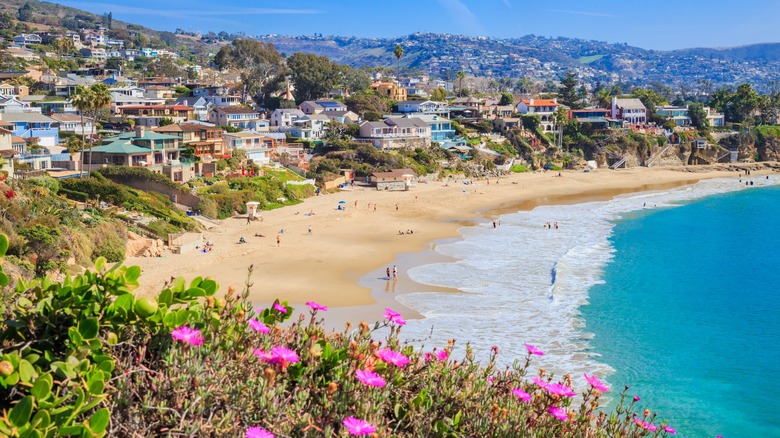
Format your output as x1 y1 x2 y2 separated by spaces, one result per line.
412 114 456 142
0 112 59 146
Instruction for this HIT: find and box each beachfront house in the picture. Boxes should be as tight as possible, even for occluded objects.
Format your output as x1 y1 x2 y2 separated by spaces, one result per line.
610 97 647 125
356 117 431 150
516 98 561 133
656 106 691 127
705 107 725 127
270 108 305 128
152 123 226 158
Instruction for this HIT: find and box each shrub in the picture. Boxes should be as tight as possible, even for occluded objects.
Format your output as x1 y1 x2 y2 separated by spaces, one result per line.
511 163 531 173
0 240 681 437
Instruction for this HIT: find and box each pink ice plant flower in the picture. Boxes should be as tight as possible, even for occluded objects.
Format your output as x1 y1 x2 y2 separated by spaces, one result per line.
384 308 406 326
664 426 677 434
248 319 270 334
634 418 657 432
544 383 576 398
525 343 544 356
355 369 386 388
171 326 204 346
253 347 299 365
512 388 532 403
435 349 449 361
270 346 300 364
532 376 548 389
342 417 375 436
306 301 327 311
272 302 287 313
375 348 410 368
549 406 568 421
246 426 274 438
584 373 610 392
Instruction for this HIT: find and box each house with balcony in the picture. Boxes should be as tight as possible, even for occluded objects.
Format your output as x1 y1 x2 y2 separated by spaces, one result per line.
88 126 182 172
705 107 725 127
49 113 94 135
610 97 647 125
656 105 691 127
283 114 328 141
516 98 561 132
13 34 42 46
0 112 59 146
0 96 32 113
115 105 194 126
568 108 612 130
137 77 179 88
203 94 242 107
152 122 226 158
270 108 305 128
412 114 456 142
299 100 348 115
143 86 174 99
356 117 431 150
174 96 209 121
81 30 106 47
80 48 107 62
209 106 262 130
395 100 450 117
370 81 407 101
3 47 40 62
223 132 287 165
0 83 28 99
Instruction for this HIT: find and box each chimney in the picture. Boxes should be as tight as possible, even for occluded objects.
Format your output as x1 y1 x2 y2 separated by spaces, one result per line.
529 98 534 106
135 125 145 138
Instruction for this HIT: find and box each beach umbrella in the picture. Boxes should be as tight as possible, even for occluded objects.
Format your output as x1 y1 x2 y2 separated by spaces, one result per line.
338 200 346 204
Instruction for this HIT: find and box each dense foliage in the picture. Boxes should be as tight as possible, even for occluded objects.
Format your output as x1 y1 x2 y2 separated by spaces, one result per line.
0 242 680 437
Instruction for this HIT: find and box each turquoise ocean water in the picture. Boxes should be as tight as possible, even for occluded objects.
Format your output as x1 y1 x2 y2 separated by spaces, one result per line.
582 185 780 438
395 178 780 438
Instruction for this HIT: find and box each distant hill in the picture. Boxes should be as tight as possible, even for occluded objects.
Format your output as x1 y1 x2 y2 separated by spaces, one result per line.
672 43 780 62
3 0 780 91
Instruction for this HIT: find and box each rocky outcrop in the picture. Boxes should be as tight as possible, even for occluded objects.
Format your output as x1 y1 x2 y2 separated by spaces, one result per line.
126 232 165 257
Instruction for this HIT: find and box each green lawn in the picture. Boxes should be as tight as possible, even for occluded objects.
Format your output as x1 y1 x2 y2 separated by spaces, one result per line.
578 54 605 64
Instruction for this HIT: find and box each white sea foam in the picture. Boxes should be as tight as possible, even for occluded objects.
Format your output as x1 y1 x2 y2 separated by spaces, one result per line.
397 177 780 388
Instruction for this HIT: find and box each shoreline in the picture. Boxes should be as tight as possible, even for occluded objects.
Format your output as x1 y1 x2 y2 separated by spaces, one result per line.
128 163 778 324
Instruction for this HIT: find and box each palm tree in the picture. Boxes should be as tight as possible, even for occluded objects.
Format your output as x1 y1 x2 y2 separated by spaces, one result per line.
70 85 91 177
393 45 404 80
457 71 465 97
87 84 112 172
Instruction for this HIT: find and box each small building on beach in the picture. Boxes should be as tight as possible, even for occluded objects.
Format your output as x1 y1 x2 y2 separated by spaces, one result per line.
370 168 417 191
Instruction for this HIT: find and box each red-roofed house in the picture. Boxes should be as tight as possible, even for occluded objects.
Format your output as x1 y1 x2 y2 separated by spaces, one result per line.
516 98 561 133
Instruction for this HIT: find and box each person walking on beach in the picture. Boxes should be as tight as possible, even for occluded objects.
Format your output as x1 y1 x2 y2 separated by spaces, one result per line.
276 235 280 247
374 204 377 212
492 221 496 228
308 225 312 234
393 265 398 279
386 267 391 279
246 215 251 225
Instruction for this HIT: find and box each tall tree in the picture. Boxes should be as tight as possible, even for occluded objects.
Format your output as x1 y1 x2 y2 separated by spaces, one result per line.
558 71 582 109
286 53 342 102
393 45 404 79
87 84 111 174
430 87 447 102
499 92 514 106
214 39 286 107
457 71 465 97
17 2 32 22
70 86 91 177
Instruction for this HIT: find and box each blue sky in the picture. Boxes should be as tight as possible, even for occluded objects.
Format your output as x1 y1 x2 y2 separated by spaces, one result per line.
53 0 780 50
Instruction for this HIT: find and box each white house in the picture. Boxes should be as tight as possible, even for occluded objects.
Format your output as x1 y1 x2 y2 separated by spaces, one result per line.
49 113 94 136
516 98 561 132
610 98 647 125
13 34 42 46
270 108 305 128
395 100 449 116
357 117 431 149
299 100 348 115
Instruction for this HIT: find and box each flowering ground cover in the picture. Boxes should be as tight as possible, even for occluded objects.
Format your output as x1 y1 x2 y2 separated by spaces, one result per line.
0 234 682 437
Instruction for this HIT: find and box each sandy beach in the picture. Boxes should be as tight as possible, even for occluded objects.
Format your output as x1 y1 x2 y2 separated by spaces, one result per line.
128 164 774 319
